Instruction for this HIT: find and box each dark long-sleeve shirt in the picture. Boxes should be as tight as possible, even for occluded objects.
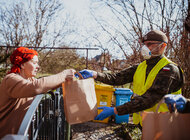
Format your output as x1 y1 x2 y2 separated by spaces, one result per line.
95 55 184 115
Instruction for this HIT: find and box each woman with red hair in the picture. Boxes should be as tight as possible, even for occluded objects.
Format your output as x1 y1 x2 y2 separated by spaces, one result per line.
0 47 75 138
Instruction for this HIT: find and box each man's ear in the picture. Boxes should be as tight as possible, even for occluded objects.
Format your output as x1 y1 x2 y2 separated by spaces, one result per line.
161 43 167 53
161 43 167 50
162 43 167 47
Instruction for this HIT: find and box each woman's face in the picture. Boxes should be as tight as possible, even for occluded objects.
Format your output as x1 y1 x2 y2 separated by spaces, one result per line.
21 55 39 78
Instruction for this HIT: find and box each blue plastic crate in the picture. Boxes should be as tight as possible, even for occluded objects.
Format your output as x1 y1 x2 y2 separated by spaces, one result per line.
114 88 133 124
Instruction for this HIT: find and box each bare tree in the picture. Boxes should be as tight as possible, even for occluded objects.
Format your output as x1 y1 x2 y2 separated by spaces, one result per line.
0 0 65 47
39 47 86 74
90 0 189 96
0 0 74 77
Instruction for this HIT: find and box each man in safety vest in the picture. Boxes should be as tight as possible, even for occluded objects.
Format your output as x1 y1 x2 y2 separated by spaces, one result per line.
75 30 184 126
164 1 190 114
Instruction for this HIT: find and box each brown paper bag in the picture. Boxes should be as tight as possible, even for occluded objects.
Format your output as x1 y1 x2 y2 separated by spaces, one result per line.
62 78 97 124
142 111 190 140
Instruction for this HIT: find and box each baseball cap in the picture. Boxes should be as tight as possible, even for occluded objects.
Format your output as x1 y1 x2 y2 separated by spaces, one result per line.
142 30 168 43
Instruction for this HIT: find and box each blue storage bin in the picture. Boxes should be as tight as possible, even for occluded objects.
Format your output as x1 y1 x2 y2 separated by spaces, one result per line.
114 88 133 124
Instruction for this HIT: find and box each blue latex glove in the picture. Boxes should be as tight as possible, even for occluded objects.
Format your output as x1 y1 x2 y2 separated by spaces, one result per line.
164 94 187 112
94 107 115 120
75 69 94 79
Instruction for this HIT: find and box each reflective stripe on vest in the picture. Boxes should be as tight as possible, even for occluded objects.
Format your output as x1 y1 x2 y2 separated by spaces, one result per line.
132 56 181 125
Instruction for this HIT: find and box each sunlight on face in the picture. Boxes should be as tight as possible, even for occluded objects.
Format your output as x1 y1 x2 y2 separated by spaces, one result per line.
22 55 39 78
144 41 163 55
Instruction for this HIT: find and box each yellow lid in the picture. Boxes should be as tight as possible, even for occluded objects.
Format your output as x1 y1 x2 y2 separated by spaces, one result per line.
95 84 115 91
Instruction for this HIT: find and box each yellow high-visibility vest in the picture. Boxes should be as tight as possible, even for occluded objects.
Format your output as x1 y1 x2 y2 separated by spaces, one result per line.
132 56 181 125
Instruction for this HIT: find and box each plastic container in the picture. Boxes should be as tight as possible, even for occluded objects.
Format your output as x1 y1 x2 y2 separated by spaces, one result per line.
94 84 115 123
114 88 133 124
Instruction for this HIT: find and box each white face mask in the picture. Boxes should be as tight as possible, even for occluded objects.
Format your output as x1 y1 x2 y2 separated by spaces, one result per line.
140 45 151 59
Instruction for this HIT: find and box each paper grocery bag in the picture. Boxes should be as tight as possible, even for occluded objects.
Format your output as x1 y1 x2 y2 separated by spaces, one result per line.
62 78 98 124
142 112 190 140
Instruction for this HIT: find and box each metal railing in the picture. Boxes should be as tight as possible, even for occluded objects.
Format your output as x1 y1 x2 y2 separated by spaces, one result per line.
2 88 70 140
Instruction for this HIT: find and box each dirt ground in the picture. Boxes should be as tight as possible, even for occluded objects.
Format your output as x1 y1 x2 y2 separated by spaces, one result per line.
71 117 142 140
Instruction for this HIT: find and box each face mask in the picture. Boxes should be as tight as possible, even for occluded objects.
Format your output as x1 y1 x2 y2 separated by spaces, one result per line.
140 45 151 59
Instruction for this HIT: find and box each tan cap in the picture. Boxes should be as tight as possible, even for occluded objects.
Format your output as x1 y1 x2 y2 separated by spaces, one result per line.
142 30 168 43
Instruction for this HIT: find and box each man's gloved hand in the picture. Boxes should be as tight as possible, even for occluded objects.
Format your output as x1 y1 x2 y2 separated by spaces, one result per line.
164 94 187 112
94 107 115 120
75 69 95 79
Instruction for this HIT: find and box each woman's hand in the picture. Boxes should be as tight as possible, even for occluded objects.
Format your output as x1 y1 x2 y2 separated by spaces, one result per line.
63 69 76 82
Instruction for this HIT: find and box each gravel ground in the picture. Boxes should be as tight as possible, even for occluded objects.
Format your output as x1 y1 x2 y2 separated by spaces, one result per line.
71 121 124 140
71 117 142 140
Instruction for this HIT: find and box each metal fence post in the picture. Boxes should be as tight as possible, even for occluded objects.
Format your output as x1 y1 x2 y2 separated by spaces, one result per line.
65 122 71 140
